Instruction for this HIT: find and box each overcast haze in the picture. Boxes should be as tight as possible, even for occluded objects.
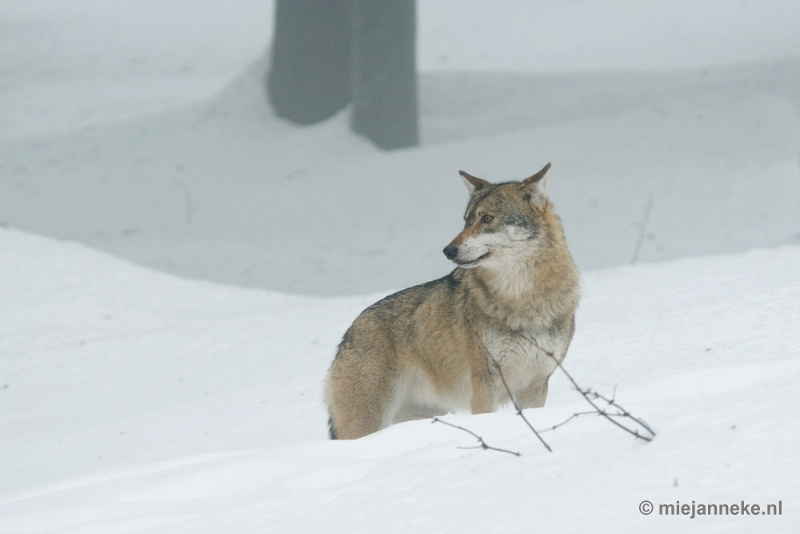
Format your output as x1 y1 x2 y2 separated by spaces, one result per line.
2 1 799 294
1 2 799 532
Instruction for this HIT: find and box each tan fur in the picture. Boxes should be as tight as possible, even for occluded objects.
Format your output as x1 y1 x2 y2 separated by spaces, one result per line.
325 163 580 439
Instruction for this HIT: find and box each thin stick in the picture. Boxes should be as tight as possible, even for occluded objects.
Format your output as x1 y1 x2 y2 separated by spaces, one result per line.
432 417 520 456
525 336 655 442
491 361 552 452
588 391 655 436
472 333 552 452
631 191 654 264
539 411 599 433
435 331 655 457
556 363 653 441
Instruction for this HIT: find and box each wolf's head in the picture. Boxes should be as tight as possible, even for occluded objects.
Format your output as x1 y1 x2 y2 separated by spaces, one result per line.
443 163 553 269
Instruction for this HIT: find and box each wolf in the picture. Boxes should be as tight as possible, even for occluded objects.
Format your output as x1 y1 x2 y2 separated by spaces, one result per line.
325 163 580 439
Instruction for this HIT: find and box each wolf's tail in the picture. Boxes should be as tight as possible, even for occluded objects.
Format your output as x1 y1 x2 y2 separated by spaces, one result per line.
328 415 338 440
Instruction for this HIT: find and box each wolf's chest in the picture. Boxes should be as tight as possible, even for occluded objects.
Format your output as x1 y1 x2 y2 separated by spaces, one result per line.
484 330 540 365
482 329 557 390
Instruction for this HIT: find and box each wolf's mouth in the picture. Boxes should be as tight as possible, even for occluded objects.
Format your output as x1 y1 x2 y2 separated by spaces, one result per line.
454 251 491 268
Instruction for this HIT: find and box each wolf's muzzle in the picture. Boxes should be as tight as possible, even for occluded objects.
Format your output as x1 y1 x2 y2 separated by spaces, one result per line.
443 244 458 260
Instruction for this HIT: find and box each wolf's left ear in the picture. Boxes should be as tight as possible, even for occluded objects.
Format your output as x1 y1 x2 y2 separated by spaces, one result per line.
522 162 551 191
522 162 551 205
459 170 490 195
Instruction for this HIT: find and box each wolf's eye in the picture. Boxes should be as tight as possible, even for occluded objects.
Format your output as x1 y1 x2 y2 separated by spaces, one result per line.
482 214 494 223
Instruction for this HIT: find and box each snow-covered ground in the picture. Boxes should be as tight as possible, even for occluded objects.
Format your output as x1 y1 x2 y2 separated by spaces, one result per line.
1 229 798 532
3 55 799 295
2 1 799 531
2 2 800 295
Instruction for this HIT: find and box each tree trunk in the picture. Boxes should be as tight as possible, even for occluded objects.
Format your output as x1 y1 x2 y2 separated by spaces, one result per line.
267 0 352 125
351 0 419 149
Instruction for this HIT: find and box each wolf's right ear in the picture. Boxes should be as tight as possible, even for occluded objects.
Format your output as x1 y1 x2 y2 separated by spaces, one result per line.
459 170 490 195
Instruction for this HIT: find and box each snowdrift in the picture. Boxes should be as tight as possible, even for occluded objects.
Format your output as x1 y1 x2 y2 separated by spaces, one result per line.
1 228 798 532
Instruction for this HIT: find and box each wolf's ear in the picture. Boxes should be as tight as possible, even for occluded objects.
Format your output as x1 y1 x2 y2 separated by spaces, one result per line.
522 163 551 205
459 170 490 195
522 162 551 191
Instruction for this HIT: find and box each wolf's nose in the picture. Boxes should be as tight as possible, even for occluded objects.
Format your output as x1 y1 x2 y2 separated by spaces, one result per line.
443 245 458 260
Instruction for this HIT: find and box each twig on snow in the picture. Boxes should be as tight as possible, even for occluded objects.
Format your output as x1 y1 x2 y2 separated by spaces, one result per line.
523 336 655 442
433 332 655 456
471 333 552 452
538 411 599 433
431 417 520 457
491 361 552 452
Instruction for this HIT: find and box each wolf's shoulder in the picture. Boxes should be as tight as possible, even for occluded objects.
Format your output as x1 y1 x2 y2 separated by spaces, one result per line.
364 270 464 317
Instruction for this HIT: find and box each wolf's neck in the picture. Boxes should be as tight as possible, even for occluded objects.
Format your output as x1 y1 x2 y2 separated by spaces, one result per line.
479 256 541 306
468 244 576 331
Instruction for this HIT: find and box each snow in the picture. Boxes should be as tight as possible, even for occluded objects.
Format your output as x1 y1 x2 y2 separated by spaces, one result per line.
2 1 800 532
1 229 798 532
0 0 273 136
2 53 800 295
5 0 800 137
3 65 800 295
2 2 800 296
418 0 800 72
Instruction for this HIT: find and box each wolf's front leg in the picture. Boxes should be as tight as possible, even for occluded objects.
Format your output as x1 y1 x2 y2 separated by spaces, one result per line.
515 376 549 408
516 334 570 408
469 371 497 414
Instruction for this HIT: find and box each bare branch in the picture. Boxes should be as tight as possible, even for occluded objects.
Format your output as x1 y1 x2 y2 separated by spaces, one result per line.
524 336 655 442
538 411 598 433
631 191 654 264
433 331 654 458
432 417 520 456
589 390 655 436
472 332 552 452
491 361 552 452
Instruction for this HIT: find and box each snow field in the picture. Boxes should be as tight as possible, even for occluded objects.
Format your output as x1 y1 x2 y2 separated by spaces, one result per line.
3 54 800 296
2 1 800 531
1 228 798 532
2 1 800 296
